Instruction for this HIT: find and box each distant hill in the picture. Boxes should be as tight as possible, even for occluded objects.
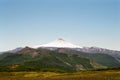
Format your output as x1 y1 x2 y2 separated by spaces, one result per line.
0 47 120 72
0 39 120 72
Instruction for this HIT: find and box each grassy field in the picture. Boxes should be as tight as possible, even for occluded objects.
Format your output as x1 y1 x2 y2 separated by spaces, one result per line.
0 70 120 80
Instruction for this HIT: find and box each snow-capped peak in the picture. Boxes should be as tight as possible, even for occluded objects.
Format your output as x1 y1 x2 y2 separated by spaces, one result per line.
32 38 81 49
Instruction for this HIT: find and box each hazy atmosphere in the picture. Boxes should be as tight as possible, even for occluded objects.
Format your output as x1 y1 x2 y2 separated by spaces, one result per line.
0 0 120 51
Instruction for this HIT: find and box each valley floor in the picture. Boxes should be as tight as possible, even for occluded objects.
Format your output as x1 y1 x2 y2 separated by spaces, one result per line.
0 70 120 80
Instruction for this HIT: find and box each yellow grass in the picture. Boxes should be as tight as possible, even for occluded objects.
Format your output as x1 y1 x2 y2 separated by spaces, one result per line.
0 70 120 80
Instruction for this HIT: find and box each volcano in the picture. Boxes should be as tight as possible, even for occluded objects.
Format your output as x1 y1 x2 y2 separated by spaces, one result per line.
32 38 81 49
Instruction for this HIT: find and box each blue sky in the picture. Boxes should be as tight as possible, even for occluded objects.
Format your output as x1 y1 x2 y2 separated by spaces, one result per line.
0 0 120 51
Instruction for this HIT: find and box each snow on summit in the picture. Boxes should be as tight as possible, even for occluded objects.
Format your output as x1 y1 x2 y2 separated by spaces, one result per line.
32 38 81 48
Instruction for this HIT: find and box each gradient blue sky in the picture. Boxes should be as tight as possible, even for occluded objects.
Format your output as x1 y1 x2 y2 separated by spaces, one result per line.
0 0 120 51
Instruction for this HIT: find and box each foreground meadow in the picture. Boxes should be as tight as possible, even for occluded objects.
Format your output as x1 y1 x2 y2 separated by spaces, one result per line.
0 70 120 80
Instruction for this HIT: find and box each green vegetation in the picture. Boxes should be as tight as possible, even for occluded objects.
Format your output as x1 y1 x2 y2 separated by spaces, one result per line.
0 51 93 71
0 47 120 72
0 53 32 66
78 52 120 67
0 48 120 80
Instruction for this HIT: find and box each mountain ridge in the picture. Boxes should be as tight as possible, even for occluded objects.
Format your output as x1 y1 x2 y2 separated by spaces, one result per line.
0 39 120 72
1 39 120 55
0 46 120 71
